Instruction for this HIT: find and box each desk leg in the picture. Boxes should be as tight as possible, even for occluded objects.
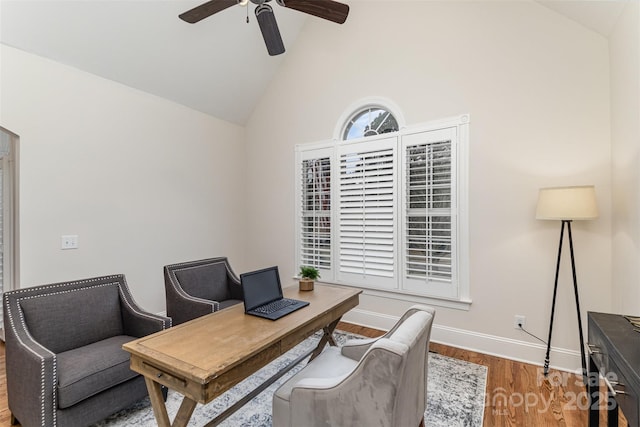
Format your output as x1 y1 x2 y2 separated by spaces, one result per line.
310 317 341 361
174 397 198 427
144 377 172 427
607 389 619 427
144 377 197 427
588 356 600 427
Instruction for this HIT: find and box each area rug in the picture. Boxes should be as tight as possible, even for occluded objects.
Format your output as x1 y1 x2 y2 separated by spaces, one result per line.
92 332 487 427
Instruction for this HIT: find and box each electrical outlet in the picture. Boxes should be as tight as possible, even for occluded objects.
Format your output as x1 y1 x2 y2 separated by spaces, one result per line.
514 315 526 329
61 235 79 250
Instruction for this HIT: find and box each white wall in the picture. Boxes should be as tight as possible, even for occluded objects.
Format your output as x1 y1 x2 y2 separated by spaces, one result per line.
244 1 612 370
0 45 247 313
611 2 640 316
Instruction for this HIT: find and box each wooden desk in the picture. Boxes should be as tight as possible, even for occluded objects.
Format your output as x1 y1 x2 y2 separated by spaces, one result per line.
588 312 640 427
123 284 361 427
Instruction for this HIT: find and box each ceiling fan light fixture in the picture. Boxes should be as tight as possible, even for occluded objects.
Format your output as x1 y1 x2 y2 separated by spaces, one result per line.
255 4 285 56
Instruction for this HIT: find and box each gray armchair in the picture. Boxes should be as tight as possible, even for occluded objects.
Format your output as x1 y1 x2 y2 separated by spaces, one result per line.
273 305 435 427
3 274 170 427
163 256 243 325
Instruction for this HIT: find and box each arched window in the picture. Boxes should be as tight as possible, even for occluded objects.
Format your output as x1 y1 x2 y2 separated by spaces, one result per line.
342 107 399 140
298 102 470 308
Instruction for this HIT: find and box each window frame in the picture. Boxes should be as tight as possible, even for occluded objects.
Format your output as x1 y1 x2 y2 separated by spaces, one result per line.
295 114 470 310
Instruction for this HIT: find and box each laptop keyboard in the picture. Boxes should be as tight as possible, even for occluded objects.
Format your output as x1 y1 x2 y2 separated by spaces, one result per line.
254 298 295 314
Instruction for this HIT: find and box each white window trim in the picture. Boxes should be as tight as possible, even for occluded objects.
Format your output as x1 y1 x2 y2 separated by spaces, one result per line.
296 114 470 310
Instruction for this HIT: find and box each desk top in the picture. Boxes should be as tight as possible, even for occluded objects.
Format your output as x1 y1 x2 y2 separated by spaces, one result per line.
124 284 361 387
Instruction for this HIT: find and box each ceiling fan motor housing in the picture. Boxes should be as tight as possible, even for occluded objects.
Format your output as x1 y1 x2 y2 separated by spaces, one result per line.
255 3 285 56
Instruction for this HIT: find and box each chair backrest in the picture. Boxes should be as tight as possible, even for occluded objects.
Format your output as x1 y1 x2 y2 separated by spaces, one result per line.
386 310 434 425
6 275 125 354
166 258 232 302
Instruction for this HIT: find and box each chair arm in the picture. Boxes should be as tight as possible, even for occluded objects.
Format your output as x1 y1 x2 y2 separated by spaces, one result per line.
122 307 171 337
167 288 217 325
4 310 57 426
226 269 243 300
119 286 171 337
227 281 243 300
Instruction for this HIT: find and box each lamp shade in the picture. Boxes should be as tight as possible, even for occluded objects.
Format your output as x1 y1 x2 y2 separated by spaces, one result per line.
536 185 598 220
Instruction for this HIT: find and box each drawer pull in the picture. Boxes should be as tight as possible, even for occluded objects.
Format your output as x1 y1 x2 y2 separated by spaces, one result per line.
142 362 187 387
609 381 627 395
613 388 627 396
587 344 601 354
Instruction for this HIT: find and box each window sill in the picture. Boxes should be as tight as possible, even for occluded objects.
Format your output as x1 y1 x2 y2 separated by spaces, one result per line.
314 280 472 311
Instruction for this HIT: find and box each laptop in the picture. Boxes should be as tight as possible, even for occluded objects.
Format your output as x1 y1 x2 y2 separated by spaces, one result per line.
240 266 309 320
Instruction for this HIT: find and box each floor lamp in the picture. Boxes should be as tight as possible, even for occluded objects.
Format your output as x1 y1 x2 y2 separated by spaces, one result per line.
536 185 598 384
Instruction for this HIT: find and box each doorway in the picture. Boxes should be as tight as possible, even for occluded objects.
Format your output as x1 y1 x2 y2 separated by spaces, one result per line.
0 127 19 340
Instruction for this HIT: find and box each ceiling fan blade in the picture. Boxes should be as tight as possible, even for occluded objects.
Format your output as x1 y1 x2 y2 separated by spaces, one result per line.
179 0 237 24
255 4 286 56
279 0 349 24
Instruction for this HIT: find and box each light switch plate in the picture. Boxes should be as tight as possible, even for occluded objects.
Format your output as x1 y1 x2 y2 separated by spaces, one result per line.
61 235 78 250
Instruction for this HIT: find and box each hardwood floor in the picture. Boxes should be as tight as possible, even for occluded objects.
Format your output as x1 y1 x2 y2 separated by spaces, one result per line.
0 322 627 426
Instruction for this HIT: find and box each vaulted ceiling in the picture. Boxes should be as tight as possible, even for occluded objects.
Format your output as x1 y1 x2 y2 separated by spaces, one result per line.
0 1 628 125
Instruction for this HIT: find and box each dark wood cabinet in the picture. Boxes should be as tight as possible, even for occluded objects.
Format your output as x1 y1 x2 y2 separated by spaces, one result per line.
588 312 640 427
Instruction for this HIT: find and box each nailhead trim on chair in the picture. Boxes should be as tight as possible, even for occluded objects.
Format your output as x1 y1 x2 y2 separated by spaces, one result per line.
165 258 239 280
167 264 219 311
119 276 172 328
4 292 56 427
4 275 170 426
16 281 124 427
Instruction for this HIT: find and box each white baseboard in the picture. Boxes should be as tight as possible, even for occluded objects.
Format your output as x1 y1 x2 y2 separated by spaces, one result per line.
342 308 582 374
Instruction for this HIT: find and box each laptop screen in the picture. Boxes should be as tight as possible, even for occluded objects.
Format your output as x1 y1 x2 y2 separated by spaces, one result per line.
240 266 283 312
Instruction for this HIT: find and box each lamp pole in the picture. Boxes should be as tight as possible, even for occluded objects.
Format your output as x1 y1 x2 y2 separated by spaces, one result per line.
543 219 587 385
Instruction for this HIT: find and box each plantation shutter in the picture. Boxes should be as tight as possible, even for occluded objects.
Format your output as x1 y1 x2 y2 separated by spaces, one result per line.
296 147 333 277
337 137 397 289
402 127 458 298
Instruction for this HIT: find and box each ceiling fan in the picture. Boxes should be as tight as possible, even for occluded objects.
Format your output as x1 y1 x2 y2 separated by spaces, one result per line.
179 0 349 56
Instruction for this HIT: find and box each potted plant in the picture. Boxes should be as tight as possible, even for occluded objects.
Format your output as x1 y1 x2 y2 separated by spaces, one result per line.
298 266 320 291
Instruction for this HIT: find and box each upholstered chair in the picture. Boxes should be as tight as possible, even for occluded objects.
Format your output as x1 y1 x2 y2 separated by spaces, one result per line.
163 256 244 325
3 274 171 427
273 305 435 427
